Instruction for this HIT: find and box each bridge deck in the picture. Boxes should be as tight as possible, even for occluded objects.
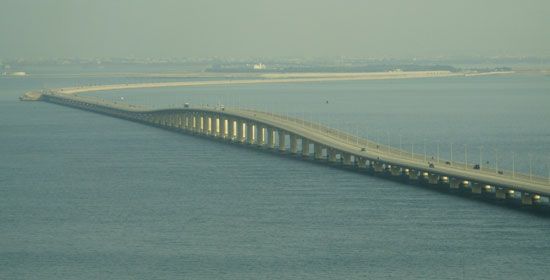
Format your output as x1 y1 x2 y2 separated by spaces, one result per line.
39 92 550 198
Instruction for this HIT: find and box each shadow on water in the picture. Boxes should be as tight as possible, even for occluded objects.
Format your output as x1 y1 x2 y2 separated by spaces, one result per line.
159 124 550 219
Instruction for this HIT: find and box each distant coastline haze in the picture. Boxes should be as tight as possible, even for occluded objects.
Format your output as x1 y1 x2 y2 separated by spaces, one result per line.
1 0 549 59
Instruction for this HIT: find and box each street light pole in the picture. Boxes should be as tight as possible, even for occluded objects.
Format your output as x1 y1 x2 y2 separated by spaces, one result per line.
450 142 453 163
495 149 498 174
437 141 439 164
479 146 483 171
387 131 390 154
399 133 403 156
464 144 468 170
529 154 533 182
424 139 427 162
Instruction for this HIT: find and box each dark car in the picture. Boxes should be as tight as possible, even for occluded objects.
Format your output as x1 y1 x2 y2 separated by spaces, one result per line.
473 164 480 170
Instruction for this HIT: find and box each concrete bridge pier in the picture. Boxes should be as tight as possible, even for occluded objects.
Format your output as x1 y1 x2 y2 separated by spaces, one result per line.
176 114 182 128
373 162 384 173
158 114 166 126
166 114 172 127
314 144 323 160
343 153 352 165
428 174 439 184
258 127 266 146
301 139 310 157
206 115 212 135
183 114 189 131
247 123 255 145
408 169 419 180
227 119 234 140
461 180 471 189
172 114 178 128
200 115 206 134
218 115 226 139
190 115 196 132
522 193 534 205
496 188 515 199
180 113 187 131
212 116 219 137
155 114 161 126
450 178 460 189
328 149 338 163
235 120 243 142
165 114 172 127
357 157 367 169
267 127 275 149
278 130 286 152
390 166 401 176
290 135 298 154
194 114 200 133
521 193 541 205
176 114 182 129
471 183 482 194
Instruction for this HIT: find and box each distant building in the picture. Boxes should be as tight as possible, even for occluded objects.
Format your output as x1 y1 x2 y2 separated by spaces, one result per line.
253 63 266 70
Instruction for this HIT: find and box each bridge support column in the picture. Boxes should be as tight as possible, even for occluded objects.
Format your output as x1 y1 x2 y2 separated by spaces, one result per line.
183 114 189 130
168 114 174 127
357 157 366 168
278 130 286 152
428 174 439 184
373 162 384 173
227 119 235 140
391 166 402 176
193 114 201 134
206 115 212 135
449 178 460 189
199 115 205 134
472 183 490 194
314 144 323 160
521 193 536 205
328 149 337 163
521 193 533 205
343 154 352 165
258 127 266 146
290 134 298 154
301 139 310 157
496 188 515 199
182 114 187 129
247 123 255 145
176 114 183 129
170 114 176 128
267 127 275 149
237 120 245 143
212 116 218 137
217 117 224 137
191 115 197 132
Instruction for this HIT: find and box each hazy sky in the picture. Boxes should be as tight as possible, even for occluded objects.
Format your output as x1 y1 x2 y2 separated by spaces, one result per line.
1 0 549 59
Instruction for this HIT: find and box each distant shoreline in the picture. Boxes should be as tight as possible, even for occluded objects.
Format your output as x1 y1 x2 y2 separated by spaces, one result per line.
52 70 513 95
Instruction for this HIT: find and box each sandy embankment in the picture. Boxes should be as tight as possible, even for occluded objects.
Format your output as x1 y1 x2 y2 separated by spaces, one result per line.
55 71 464 95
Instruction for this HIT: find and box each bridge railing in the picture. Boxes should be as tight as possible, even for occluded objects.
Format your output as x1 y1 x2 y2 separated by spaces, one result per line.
50 94 550 187
229 106 550 186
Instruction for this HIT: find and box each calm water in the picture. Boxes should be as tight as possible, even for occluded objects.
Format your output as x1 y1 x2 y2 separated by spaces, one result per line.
1 73 550 279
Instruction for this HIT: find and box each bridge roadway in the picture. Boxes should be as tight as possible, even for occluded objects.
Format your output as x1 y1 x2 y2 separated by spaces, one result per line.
37 92 550 207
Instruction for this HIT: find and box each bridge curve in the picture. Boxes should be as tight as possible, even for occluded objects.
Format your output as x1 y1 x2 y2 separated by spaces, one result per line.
30 91 550 209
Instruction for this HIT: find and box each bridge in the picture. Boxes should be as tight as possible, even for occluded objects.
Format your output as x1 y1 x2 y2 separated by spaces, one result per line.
24 90 550 211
